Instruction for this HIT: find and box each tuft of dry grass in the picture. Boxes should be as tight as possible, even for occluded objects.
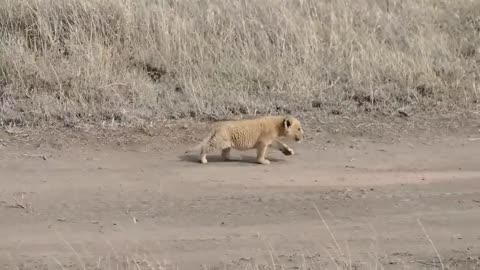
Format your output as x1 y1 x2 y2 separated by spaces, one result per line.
0 0 479 127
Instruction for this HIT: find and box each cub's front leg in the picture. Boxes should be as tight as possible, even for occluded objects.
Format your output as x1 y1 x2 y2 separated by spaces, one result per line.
255 143 270 165
271 140 294 156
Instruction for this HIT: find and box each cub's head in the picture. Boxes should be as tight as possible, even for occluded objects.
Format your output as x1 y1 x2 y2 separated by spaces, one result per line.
283 116 304 142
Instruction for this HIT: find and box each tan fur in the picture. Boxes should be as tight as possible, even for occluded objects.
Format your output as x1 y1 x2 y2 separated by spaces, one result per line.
185 115 304 165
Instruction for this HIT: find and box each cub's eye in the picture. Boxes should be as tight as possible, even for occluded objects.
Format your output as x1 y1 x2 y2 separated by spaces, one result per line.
298 128 301 131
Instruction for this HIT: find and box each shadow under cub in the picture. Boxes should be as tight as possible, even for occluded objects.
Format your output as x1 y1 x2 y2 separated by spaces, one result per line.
179 153 286 164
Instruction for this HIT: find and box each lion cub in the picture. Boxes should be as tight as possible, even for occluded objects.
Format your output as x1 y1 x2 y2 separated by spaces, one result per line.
185 115 304 165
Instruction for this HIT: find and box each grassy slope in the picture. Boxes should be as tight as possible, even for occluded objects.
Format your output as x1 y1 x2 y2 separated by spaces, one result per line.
0 0 479 128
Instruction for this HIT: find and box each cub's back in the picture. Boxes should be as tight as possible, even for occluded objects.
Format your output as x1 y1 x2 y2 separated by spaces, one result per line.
218 116 282 149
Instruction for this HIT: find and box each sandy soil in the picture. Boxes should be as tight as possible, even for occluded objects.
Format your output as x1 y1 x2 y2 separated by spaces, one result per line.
1 125 480 270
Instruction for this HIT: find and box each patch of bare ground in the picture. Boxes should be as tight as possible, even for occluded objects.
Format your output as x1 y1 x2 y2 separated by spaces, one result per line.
1 115 480 269
1 112 479 151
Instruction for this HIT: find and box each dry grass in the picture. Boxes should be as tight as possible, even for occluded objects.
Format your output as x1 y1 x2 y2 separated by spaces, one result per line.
0 0 479 127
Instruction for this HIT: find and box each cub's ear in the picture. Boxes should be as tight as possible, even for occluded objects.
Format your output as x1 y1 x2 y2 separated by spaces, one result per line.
283 118 292 129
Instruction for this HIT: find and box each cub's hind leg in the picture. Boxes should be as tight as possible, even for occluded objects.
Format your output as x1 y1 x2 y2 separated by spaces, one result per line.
221 146 244 162
199 135 218 164
200 147 209 164
221 147 232 161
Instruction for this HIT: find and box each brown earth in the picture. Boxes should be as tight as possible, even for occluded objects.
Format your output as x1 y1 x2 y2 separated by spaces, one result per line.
1 122 480 270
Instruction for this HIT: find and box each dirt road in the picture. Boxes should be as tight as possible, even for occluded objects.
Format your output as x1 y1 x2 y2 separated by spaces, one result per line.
1 131 480 270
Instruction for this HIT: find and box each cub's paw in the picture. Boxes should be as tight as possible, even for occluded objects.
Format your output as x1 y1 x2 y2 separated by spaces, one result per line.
257 159 271 165
280 147 294 156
